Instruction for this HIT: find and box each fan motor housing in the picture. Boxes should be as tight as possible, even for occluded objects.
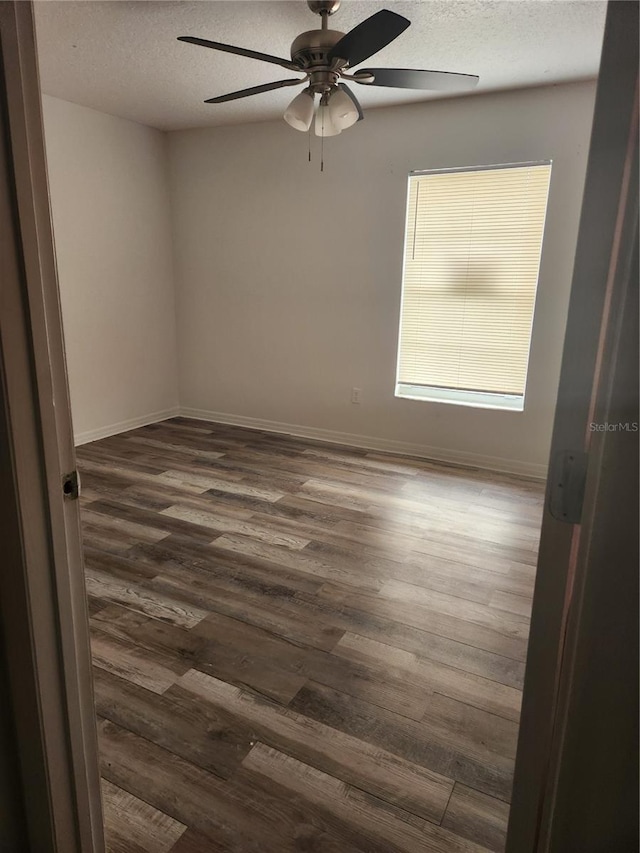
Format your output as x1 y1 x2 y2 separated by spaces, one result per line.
290 28 346 70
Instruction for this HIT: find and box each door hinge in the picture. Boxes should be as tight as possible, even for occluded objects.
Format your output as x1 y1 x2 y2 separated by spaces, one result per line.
548 449 588 524
62 470 80 501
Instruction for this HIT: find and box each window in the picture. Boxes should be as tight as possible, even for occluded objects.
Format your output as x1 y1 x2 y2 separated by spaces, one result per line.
395 162 552 411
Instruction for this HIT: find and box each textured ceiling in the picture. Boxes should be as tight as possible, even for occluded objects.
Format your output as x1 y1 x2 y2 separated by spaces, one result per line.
34 0 606 131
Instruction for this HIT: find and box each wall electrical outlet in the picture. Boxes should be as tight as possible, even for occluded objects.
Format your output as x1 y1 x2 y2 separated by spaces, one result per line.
351 387 362 404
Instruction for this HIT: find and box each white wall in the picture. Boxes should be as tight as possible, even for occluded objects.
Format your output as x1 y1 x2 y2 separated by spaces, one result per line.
168 81 596 477
42 83 595 474
42 95 179 444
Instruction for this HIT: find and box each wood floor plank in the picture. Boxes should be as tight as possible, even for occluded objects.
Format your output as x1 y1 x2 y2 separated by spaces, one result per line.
442 784 510 853
91 604 203 659
318 582 529 662
302 536 408 576
303 446 420 476
379 580 530 639
161 504 311 549
242 743 493 853
79 445 169 474
92 604 308 704
87 499 222 544
334 612 526 689
90 628 188 694
76 466 140 497
334 633 522 722
101 778 186 853
98 718 379 853
81 507 171 545
313 472 478 506
81 523 136 555
174 668 454 824
238 509 411 568
84 547 159 583
84 486 172 513
422 692 519 761
364 487 535 540
134 535 323 601
416 531 538 568
149 458 245 481
159 470 285 502
296 479 394 513
147 569 344 652
301 585 526 688
197 463 311 497
144 489 256 519
167 829 228 853
77 458 208 494
131 534 322 596
85 568 209 628
137 555 524 685
327 517 537 571
301 646 431 720
489 590 533 618
252 454 413 494
392 460 541 499
399 555 535 600
87 596 108 616
193 612 310 697
404 498 540 536
289 681 516 801
408 536 537 574
125 434 227 460
277 492 380 525
94 668 254 778
361 499 541 544
209 533 384 591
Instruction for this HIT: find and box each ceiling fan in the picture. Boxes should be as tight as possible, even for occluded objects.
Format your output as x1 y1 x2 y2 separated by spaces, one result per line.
178 0 479 137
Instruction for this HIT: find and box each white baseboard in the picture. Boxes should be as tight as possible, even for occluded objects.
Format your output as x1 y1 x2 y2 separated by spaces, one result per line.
75 404 547 479
74 407 180 446
180 406 548 480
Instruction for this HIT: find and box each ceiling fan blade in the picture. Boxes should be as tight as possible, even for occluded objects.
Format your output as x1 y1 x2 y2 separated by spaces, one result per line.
205 78 303 104
337 83 364 122
177 36 301 72
327 10 410 68
356 68 479 92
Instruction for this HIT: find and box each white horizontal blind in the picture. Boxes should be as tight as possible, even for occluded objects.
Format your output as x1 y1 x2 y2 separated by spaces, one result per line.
397 163 552 400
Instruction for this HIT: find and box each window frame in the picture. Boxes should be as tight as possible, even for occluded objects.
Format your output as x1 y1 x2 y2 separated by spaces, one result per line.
394 160 552 412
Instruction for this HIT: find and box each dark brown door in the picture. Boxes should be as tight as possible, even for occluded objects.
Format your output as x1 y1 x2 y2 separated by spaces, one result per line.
507 2 639 850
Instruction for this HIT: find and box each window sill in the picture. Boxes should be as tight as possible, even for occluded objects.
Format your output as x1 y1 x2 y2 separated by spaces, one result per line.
395 384 525 412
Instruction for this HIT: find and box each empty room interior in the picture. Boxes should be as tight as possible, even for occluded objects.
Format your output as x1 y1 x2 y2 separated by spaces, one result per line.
33 1 606 851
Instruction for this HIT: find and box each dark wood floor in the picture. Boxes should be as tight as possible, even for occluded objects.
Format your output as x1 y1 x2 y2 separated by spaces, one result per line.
77 417 544 853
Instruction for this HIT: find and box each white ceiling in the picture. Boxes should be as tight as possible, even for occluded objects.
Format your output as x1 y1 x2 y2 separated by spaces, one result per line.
34 0 606 132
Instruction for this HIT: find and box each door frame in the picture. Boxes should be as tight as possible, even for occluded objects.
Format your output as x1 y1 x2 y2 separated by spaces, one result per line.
0 2 104 851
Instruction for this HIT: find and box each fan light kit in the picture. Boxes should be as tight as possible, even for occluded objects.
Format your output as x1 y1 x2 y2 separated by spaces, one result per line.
178 0 480 137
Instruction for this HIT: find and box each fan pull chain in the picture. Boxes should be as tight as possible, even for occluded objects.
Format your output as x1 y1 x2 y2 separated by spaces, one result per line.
321 111 324 172
308 123 312 162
